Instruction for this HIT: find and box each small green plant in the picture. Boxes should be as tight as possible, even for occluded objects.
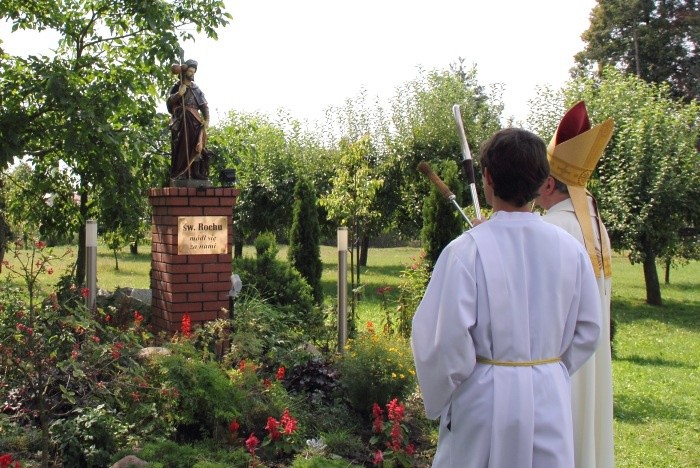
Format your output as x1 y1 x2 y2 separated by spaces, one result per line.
337 323 416 416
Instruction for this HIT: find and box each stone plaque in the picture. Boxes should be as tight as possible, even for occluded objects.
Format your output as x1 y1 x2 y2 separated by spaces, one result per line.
178 216 228 255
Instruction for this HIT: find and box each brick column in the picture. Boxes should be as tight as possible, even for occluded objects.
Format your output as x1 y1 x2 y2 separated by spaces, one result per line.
148 187 240 333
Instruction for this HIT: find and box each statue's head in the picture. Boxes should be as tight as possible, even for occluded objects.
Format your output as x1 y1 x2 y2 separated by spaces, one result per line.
184 59 198 71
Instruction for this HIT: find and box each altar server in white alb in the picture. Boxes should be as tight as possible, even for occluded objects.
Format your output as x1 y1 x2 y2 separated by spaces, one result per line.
411 128 601 468
535 101 615 468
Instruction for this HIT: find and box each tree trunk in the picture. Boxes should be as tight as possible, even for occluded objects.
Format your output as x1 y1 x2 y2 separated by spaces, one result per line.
360 235 369 267
234 239 243 258
664 258 670 284
642 248 662 306
130 238 138 255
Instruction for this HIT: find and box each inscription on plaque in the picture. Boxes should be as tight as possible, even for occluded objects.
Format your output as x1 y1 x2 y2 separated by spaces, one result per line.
178 216 228 255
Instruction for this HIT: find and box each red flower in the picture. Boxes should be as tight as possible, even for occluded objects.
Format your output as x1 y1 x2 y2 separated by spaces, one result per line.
406 443 416 456
134 311 144 325
181 313 191 337
275 366 285 381
130 391 141 402
245 433 259 454
366 321 375 333
280 408 297 435
265 416 281 440
372 403 384 433
238 359 246 371
90 335 101 344
263 378 271 388
47 267 54 275
110 342 124 360
0 452 21 468
372 449 384 465
228 420 240 434
81 288 90 299
34 240 46 249
387 399 405 422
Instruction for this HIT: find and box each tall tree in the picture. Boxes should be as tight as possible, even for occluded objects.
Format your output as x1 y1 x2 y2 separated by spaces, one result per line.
320 134 384 311
287 177 323 304
383 62 503 239
574 0 700 103
541 67 700 305
0 0 230 285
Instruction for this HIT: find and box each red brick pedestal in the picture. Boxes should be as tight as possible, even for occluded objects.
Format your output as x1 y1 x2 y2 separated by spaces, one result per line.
148 187 240 333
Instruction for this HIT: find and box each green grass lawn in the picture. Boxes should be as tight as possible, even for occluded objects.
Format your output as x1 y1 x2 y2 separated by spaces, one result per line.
3 242 699 466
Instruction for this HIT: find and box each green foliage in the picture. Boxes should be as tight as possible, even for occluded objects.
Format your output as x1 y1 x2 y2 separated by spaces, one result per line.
288 177 324 304
208 111 300 243
0 240 170 466
565 67 699 304
51 405 130 467
393 252 431 339
420 160 464 268
234 233 323 334
291 453 365 468
337 327 416 416
0 0 230 282
154 343 242 440
320 134 384 244
381 63 503 238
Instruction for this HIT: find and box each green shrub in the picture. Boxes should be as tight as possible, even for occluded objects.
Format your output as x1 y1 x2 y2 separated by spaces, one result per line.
420 160 464 268
288 177 324 305
234 233 324 334
337 326 417 416
155 343 242 441
318 429 367 462
291 453 365 467
393 251 430 338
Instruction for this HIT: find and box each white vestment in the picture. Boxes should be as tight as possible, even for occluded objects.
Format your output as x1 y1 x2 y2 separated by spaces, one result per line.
411 211 601 468
544 198 615 468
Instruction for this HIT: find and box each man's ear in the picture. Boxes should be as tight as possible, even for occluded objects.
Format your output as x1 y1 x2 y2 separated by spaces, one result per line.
540 176 555 195
483 168 494 187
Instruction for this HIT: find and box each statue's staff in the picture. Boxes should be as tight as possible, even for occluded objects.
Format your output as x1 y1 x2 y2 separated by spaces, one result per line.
452 104 482 220
417 160 473 228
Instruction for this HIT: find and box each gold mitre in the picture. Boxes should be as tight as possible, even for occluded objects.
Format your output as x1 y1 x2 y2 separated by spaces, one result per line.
548 101 614 187
548 101 614 277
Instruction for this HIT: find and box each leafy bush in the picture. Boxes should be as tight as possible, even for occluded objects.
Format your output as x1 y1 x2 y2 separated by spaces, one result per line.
337 324 417 416
234 232 324 335
393 251 430 338
154 342 243 441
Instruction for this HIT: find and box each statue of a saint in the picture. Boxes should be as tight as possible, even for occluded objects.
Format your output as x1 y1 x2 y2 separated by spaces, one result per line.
166 59 212 182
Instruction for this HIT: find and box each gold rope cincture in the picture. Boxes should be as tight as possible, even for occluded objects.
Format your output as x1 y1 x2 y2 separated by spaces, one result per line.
476 356 561 367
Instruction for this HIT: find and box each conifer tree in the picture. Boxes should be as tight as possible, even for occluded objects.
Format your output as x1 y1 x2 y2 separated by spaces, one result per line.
420 161 464 268
288 177 324 304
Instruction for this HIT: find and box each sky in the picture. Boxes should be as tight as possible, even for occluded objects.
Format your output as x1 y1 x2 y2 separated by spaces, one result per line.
1 0 598 126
